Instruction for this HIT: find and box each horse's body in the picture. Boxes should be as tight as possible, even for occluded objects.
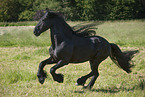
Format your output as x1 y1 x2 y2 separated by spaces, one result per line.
34 10 135 89
50 34 110 63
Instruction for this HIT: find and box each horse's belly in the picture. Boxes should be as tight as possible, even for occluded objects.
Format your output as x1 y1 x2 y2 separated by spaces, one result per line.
70 47 96 63
70 58 90 63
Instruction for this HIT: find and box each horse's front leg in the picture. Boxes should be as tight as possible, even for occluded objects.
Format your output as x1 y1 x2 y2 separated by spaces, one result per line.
37 57 56 84
50 60 68 83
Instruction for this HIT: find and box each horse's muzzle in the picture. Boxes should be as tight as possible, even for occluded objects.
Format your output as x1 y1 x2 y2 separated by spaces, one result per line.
33 30 40 36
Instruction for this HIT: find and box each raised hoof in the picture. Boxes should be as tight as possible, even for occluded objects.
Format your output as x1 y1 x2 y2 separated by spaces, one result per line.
37 72 47 84
38 76 46 84
75 83 79 86
54 74 64 83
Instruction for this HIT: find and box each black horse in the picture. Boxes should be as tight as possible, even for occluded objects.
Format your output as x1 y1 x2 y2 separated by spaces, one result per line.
34 10 136 89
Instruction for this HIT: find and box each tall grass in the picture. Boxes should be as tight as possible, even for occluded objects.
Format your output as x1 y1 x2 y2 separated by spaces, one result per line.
0 20 145 47
0 26 51 47
0 47 144 97
95 20 145 47
0 20 144 97
0 21 37 27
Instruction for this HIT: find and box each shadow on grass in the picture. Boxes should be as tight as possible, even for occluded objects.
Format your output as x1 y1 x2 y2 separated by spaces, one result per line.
92 81 144 93
91 88 120 93
74 90 85 93
73 87 135 94
73 88 120 94
73 79 144 94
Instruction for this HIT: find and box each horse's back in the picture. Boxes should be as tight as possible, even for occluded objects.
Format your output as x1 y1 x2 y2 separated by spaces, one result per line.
70 36 111 63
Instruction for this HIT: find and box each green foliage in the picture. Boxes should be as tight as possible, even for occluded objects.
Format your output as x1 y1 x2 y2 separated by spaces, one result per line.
18 0 34 10
18 0 35 21
72 0 145 20
0 0 145 21
33 0 62 11
109 0 135 20
75 0 96 20
0 0 22 22
0 0 35 22
18 10 35 21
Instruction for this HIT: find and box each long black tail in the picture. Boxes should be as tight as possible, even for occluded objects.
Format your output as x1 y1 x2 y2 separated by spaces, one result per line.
110 43 138 73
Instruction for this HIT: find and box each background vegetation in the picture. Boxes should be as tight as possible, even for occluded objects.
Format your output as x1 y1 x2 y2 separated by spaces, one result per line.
0 20 144 96
0 0 145 22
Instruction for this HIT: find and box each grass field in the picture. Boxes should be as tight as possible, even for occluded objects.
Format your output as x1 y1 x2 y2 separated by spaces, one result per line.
0 20 145 97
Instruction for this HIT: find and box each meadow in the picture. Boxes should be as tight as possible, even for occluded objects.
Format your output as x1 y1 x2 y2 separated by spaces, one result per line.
0 20 144 97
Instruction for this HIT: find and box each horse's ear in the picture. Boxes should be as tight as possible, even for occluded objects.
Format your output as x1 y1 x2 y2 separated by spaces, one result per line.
46 8 53 18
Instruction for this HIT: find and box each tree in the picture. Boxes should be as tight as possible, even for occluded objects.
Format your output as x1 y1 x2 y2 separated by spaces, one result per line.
0 0 22 22
18 0 35 21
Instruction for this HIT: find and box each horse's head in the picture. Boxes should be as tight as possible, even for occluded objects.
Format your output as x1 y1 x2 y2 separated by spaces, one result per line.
34 9 58 36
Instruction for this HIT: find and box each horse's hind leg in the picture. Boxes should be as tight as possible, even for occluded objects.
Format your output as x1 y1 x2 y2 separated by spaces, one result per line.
76 71 94 86
84 54 109 89
76 59 100 87
83 60 100 89
84 60 100 89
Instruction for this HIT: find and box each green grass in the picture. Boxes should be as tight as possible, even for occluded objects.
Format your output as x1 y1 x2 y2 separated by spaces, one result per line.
0 20 145 97
0 26 51 47
96 20 145 47
0 20 145 47
0 21 37 27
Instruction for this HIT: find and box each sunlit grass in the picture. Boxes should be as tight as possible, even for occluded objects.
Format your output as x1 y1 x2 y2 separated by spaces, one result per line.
95 20 145 47
0 26 51 47
0 20 145 47
0 47 144 97
0 21 37 27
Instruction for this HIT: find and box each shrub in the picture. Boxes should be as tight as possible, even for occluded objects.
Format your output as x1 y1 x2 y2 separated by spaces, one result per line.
0 0 144 21
18 10 35 21
0 0 22 22
109 0 136 20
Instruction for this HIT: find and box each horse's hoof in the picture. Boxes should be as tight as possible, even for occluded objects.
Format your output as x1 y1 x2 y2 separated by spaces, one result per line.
75 82 83 86
76 78 85 86
54 74 64 83
75 83 79 86
37 71 47 84
38 76 46 84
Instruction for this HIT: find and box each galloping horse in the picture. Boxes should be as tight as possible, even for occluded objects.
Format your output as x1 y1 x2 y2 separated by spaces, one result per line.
34 9 135 89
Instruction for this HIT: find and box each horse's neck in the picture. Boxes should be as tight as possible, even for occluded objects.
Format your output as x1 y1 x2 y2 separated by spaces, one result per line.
50 23 74 49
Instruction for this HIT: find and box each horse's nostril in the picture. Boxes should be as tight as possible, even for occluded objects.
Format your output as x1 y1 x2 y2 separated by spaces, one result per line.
33 30 38 36
34 31 37 35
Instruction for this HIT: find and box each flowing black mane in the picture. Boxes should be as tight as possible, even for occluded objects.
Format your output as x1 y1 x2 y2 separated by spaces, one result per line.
50 11 98 37
72 23 98 37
